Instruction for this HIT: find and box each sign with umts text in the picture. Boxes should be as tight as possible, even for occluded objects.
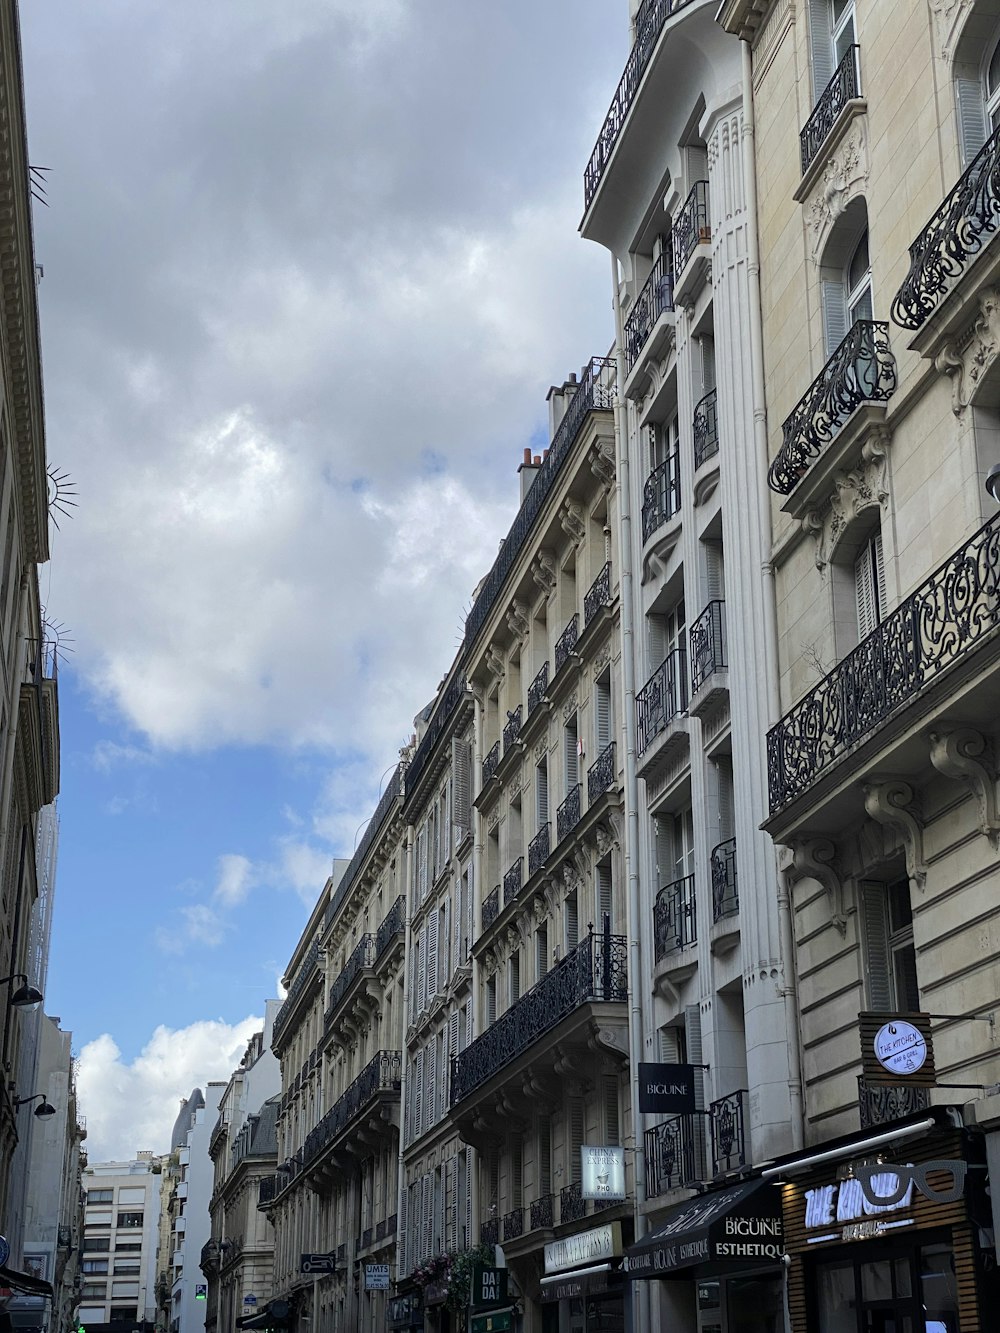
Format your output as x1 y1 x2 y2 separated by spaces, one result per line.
364 1264 390 1291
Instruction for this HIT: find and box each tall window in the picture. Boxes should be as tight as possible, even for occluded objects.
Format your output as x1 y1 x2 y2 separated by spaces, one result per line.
535 757 548 831
854 530 886 640
594 674 612 752
822 219 871 355
647 599 685 675
809 0 856 98
846 229 872 326
564 714 579 796
654 807 695 886
861 877 919 1011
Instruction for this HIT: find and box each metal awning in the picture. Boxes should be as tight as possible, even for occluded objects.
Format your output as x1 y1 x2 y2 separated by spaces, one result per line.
236 1300 291 1330
0 1268 53 1299
625 1178 782 1278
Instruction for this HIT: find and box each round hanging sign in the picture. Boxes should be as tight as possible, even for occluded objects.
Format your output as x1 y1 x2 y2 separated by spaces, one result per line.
874 1020 928 1076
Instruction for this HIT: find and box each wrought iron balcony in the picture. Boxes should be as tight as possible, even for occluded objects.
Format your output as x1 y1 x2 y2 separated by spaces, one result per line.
587 742 616 804
302 1050 401 1167
560 1182 588 1224
257 1175 276 1207
654 874 696 961
555 614 579 674
481 1218 499 1246
767 321 897 496
624 250 674 373
530 1194 554 1230
642 449 682 543
527 662 549 717
482 739 501 787
503 858 524 908
451 930 627 1105
645 1113 705 1197
584 0 696 208
693 388 718 469
584 561 612 628
272 938 321 1043
672 181 709 276
710 1090 747 1175
375 895 405 958
636 649 687 754
858 1076 930 1129
326 934 375 1027
690 601 726 694
502 1207 524 1241
528 824 550 877
710 837 738 921
557 785 582 842
893 122 1000 329
482 886 501 931
503 706 523 754
464 357 616 650
767 512 1000 813
801 45 861 174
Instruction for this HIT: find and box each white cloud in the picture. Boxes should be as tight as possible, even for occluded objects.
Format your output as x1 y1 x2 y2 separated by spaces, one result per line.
76 1016 262 1162
213 853 255 907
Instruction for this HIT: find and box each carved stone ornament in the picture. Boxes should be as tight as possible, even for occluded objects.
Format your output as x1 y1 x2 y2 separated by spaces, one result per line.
562 860 582 894
934 286 1000 415
593 639 612 675
808 125 869 261
531 549 557 595
930 0 974 61
929 726 1000 849
485 645 506 684
561 692 578 723
803 430 890 570
590 438 616 487
533 738 548 763
506 599 530 643
863 779 927 889
559 500 586 545
487 809 500 836
594 819 621 859
783 836 848 936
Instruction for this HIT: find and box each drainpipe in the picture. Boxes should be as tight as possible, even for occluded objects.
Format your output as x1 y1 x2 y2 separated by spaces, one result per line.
610 255 650 1333
395 822 415 1263
740 39 803 1150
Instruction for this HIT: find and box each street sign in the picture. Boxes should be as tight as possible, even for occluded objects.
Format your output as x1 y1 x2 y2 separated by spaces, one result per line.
471 1266 508 1309
470 1308 512 1333
300 1253 337 1275
243 1296 257 1306
364 1264 390 1291
195 1285 207 1301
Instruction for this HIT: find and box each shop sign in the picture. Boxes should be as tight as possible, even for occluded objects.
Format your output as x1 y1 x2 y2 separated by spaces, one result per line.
625 1180 782 1277
637 1063 696 1114
470 1310 512 1333
544 1222 622 1275
541 1278 583 1303
364 1264 390 1291
471 1266 508 1309
581 1145 626 1200
859 1012 936 1087
387 1294 422 1328
804 1159 968 1244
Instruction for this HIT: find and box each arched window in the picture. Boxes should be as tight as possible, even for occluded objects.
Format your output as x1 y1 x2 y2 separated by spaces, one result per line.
819 200 871 356
954 28 1000 166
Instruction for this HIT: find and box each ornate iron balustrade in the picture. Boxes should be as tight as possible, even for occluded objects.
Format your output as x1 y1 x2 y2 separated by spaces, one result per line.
893 121 1000 328
502 1207 524 1241
767 321 897 496
645 1113 705 1196
636 649 687 754
857 1076 931 1129
482 740 501 787
528 824 550 876
768 512 1000 812
555 614 580 674
272 938 321 1043
583 0 697 208
672 181 709 276
527 662 549 716
693 388 718 469
503 858 524 908
654 874 696 960
464 358 616 650
302 1050 401 1167
324 765 403 934
257 1176 276 1206
451 930 627 1105
560 1182 588 1224
503 706 523 754
800 45 861 174
481 1218 499 1246
482 886 501 931
710 1090 747 1175
624 250 674 372
530 1194 554 1230
326 934 375 1027
641 448 681 543
690 600 727 694
587 742 616 804
405 679 465 797
557 785 582 842
710 837 738 921
375 896 405 958
585 562 612 627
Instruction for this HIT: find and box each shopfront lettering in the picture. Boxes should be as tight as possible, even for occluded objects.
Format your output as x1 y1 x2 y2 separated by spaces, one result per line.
804 1173 915 1235
544 1222 621 1275
724 1217 782 1237
714 1242 784 1258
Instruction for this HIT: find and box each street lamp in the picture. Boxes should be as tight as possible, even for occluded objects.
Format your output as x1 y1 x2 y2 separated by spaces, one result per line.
0 973 43 1012
14 1093 56 1118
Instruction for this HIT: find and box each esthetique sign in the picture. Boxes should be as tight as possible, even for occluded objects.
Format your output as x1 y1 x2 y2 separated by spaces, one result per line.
581 1145 626 1200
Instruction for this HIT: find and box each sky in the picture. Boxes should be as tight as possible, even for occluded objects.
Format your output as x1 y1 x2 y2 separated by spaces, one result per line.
19 0 624 1161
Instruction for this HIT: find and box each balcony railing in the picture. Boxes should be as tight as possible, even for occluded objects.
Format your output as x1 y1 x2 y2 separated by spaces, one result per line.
801 45 860 175
654 874 696 960
503 858 524 908
257 1176 276 1207
645 1114 705 1197
584 0 697 208
672 181 709 276
767 321 897 496
272 938 321 1043
710 1090 747 1175
636 648 687 754
530 1194 554 1230
464 357 616 650
560 1182 588 1224
624 250 674 373
503 706 522 754
642 449 681 543
482 886 501 931
858 1076 930 1129
584 561 612 627
587 742 616 804
893 121 1000 329
528 824 550 877
693 388 718 469
482 740 501 787
690 600 726 694
481 1218 499 1247
502 1207 524 1241
556 785 582 842
555 614 579 674
375 895 405 958
767 512 1000 813
302 1050 401 1167
451 930 627 1105
326 934 375 1027
527 662 549 717
710 838 738 921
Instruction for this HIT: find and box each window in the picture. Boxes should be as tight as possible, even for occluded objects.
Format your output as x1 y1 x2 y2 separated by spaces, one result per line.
81 1285 106 1301
85 1190 113 1205
808 0 855 99
564 714 579 796
114 1262 141 1275
83 1238 111 1253
648 599 685 673
650 414 679 472
115 1243 142 1254
597 861 614 932
117 1187 146 1206
509 951 521 1006
862 877 920 1011
486 974 497 1027
110 1309 138 1323
535 922 549 981
846 229 872 326
654 807 695 886
854 530 886 640
82 1260 109 1275
116 1212 143 1229
594 675 612 752
564 890 579 951
956 33 1000 165
821 219 871 354
535 757 548 829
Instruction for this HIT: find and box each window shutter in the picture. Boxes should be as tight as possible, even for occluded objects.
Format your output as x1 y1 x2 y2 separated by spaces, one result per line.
466 1000 474 1048
565 893 579 950
597 863 613 931
595 680 611 750
807 0 835 101
536 761 548 825
426 1040 437 1129
536 922 549 981
704 541 725 602
441 899 451 984
873 531 887 621
456 874 465 962
700 336 716 393
564 718 579 789
511 1137 524 1208
399 1182 410 1274
486 976 497 1027
419 922 430 1011
855 537 880 640
956 76 989 167
453 738 471 839
445 1156 456 1252
538 1118 552 1196
467 858 475 955
861 881 893 1010
717 763 735 842
648 614 666 670
821 278 849 356
569 1099 585 1184
421 1176 432 1261
437 1031 447 1121
417 826 428 903
464 1148 472 1249
685 1005 705 1110
603 1075 621 1145
655 816 673 888
510 951 521 1004
414 1050 424 1138
658 1025 681 1062
448 1011 460 1102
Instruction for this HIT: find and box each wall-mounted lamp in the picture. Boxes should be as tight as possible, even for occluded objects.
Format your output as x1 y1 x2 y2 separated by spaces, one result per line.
0 973 44 1012
15 1093 56 1119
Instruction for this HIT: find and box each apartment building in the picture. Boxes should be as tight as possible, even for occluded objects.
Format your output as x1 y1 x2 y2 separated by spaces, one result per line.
79 1153 162 1330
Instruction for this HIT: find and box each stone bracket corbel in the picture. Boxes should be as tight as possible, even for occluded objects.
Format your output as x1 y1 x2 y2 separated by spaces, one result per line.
863 778 928 889
785 837 848 936
929 727 1000 849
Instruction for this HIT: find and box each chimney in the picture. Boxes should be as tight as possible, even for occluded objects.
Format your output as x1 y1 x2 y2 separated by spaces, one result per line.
518 446 542 502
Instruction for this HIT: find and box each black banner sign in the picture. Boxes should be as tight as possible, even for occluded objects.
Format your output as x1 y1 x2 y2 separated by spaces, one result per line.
637 1062 696 1114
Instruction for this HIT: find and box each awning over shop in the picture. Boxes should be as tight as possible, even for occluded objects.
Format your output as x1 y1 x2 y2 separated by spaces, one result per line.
236 1300 291 1329
625 1178 783 1278
0 1268 53 1299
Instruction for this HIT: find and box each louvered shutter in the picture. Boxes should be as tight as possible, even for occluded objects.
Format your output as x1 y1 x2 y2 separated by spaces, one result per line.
957 77 989 167
648 614 666 670
536 761 548 825
446 1155 457 1252
597 863 613 931
399 1181 409 1275
406 1055 416 1142
465 1001 474 1048
855 537 881 640
604 1075 621 1145
565 894 579 950
463 1148 472 1250
821 278 849 356
807 0 834 102
448 1012 460 1101
426 1040 437 1129
595 680 611 750
456 874 465 962
685 1005 705 1110
861 882 893 1010
718 764 735 842
659 1026 681 1062
536 922 549 981
421 1176 432 1262
417 923 429 1012
538 1119 552 1195
873 531 886 621
569 1099 585 1184
486 975 497 1026
414 1049 424 1138
701 337 716 393
564 719 579 789
511 1138 523 1208
655 817 672 889
417 826 428 903
705 541 725 602
509 951 521 1004
466 858 475 953
442 898 451 982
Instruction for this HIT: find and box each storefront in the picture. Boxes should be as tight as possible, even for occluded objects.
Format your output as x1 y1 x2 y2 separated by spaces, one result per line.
539 1221 626 1333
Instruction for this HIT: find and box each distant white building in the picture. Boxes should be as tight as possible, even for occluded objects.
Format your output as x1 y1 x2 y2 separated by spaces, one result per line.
171 1084 224 1333
79 1152 162 1330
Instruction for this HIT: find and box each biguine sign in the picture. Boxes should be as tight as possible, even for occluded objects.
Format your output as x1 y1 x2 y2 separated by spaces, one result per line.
625 1179 783 1277
637 1062 697 1114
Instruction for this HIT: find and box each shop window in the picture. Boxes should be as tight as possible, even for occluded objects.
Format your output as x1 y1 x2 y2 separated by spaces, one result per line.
861 877 920 1011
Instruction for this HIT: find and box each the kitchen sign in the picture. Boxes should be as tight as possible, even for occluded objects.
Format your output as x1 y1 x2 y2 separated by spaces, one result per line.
859 1012 936 1087
637 1062 697 1114
804 1170 919 1243
581 1145 626 1200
